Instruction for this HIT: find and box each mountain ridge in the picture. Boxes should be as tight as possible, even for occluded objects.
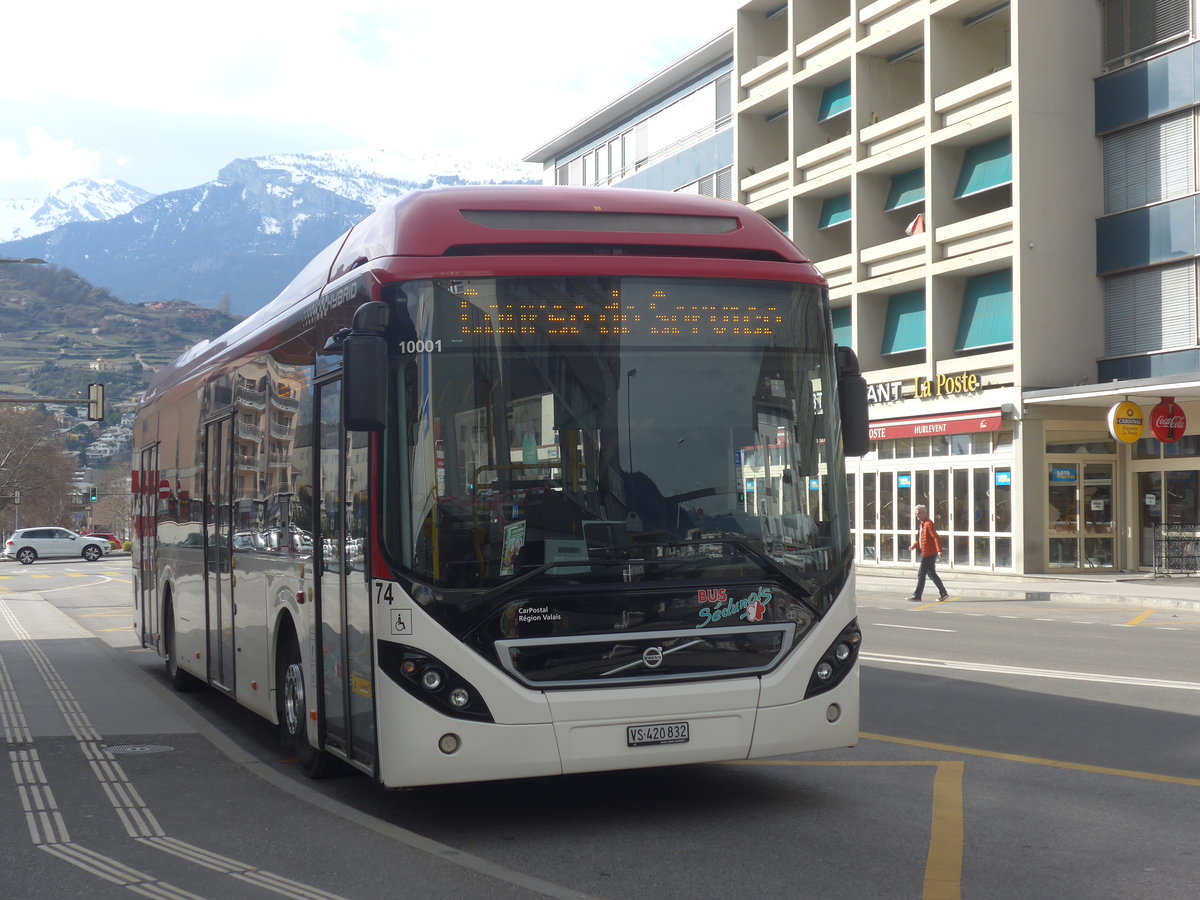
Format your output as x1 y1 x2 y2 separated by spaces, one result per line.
0 150 541 315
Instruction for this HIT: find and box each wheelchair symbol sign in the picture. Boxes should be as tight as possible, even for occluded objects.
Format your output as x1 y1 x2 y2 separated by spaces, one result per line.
390 608 413 636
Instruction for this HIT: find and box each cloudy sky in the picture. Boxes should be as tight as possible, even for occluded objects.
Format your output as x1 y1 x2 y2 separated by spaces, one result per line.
0 1 734 200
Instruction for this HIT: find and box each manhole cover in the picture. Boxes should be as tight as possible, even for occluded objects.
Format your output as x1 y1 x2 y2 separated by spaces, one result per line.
103 744 174 755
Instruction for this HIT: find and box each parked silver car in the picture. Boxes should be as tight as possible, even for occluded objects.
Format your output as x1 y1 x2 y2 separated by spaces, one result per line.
3 527 113 565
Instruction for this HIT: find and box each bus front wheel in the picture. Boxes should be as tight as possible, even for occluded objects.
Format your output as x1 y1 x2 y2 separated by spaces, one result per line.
277 636 338 778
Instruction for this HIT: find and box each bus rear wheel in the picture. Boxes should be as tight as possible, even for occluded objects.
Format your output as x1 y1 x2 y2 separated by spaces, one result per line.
277 635 339 779
164 600 201 692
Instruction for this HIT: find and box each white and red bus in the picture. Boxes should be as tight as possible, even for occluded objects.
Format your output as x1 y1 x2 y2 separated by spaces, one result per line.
132 186 869 787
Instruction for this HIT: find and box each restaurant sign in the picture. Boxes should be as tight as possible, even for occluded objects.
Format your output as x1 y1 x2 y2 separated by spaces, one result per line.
868 408 1003 441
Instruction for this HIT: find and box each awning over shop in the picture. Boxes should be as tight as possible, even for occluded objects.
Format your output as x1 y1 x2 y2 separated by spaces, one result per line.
868 408 1003 441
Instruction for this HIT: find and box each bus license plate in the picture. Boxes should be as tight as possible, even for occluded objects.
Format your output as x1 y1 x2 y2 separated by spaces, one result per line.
627 721 689 747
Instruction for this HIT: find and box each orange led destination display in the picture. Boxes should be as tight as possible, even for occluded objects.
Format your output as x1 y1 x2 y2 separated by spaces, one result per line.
458 299 786 338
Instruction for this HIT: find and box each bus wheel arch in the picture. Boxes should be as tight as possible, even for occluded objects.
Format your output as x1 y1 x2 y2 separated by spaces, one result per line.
163 589 201 692
275 616 340 778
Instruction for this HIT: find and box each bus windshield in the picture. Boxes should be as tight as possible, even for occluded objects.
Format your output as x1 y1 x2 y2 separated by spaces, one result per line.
382 276 851 596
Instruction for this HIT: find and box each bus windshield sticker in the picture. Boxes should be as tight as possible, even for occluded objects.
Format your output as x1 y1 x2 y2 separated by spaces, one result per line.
500 521 527 576
390 608 413 636
696 586 773 629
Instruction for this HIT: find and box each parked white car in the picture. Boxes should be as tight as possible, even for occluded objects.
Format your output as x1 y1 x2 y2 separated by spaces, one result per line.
3 527 113 565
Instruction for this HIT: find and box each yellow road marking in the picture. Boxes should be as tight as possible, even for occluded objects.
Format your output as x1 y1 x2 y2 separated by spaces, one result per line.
862 732 1200 787
1123 609 1154 627
77 612 130 618
728 759 962 899
100 626 134 633
913 597 957 610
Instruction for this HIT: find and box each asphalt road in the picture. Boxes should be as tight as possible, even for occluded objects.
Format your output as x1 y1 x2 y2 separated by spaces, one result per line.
3 560 1197 900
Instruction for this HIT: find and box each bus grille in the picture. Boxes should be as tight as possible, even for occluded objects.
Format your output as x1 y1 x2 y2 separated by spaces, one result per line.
494 624 793 689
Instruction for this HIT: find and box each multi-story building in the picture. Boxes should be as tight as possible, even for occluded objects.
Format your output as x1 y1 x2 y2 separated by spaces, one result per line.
731 0 1200 574
528 1 1200 574
525 31 735 197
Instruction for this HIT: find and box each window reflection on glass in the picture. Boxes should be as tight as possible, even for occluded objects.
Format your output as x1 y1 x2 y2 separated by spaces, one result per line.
994 470 1011 532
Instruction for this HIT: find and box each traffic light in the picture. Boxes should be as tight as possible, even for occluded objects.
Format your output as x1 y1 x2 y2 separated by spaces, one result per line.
89 486 98 503
87 383 106 421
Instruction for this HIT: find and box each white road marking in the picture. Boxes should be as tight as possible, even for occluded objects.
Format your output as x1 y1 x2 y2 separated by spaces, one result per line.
862 652 1200 691
870 623 957 633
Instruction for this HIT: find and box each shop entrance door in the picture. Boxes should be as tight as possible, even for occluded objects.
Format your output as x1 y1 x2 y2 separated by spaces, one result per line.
1048 462 1115 569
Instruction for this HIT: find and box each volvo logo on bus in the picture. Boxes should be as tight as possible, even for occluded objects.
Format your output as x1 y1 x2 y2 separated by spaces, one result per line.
642 647 665 669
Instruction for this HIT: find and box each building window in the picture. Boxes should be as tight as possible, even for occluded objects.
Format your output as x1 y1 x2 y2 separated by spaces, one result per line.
1103 261 1197 356
954 136 1012 198
956 270 1013 351
832 307 851 348
818 80 851 122
881 290 926 355
884 168 925 212
1103 111 1193 214
1102 0 1190 69
818 193 852 229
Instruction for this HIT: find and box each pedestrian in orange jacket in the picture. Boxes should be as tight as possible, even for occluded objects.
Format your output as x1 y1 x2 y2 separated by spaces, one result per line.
906 504 949 601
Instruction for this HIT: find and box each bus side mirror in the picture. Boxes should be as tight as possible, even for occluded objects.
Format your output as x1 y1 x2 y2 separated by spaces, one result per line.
836 345 869 457
343 301 389 431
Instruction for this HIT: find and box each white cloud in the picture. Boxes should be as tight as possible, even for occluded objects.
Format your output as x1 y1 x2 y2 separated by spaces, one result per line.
0 128 99 191
1 0 734 195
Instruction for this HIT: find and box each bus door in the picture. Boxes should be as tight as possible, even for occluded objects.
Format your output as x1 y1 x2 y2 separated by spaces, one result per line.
203 417 235 692
316 379 377 770
137 444 159 646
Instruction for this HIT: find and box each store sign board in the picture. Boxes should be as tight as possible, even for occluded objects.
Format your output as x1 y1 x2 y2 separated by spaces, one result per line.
868 408 1002 441
1106 400 1144 443
1149 397 1187 443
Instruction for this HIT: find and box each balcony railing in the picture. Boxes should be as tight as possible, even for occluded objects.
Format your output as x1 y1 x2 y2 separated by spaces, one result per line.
860 105 925 160
860 233 926 280
739 50 789 104
813 252 854 292
795 17 852 75
859 0 924 40
740 160 791 207
934 208 1013 262
795 135 852 183
934 68 1013 129
234 384 266 410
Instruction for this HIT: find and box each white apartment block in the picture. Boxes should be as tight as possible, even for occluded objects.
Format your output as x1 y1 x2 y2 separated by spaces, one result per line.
734 0 1200 574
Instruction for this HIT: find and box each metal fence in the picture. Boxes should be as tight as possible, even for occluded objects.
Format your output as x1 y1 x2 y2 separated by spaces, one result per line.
1153 523 1200 576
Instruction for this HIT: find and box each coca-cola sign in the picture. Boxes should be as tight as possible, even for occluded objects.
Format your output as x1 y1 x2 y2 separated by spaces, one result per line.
1149 397 1187 443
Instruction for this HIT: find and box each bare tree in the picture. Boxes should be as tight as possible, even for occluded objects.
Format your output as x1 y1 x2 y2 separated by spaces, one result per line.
0 408 77 535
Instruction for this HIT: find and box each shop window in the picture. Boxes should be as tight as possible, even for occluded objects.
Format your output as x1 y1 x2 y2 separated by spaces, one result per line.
1045 432 1117 454
1162 434 1200 457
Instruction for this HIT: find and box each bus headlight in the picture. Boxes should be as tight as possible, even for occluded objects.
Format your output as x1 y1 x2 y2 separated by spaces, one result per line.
804 619 862 699
449 688 470 708
420 668 444 691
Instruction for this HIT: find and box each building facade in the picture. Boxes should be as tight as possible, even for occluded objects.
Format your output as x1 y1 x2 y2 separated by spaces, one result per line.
527 0 1200 575
733 0 1200 575
525 32 735 197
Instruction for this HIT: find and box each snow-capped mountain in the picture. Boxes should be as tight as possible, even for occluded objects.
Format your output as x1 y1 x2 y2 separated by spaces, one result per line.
0 178 155 242
0 150 541 315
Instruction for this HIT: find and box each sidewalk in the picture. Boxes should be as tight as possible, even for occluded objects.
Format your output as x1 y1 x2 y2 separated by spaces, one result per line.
856 564 1200 610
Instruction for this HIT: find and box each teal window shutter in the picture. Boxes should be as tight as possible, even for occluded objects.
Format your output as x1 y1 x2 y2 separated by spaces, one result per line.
818 80 851 121
955 270 1013 350
831 307 852 347
955 136 1012 198
818 193 852 229
885 168 925 211
882 290 926 354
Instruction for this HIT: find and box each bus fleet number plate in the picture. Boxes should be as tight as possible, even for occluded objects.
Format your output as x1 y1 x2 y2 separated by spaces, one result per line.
627 721 689 747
